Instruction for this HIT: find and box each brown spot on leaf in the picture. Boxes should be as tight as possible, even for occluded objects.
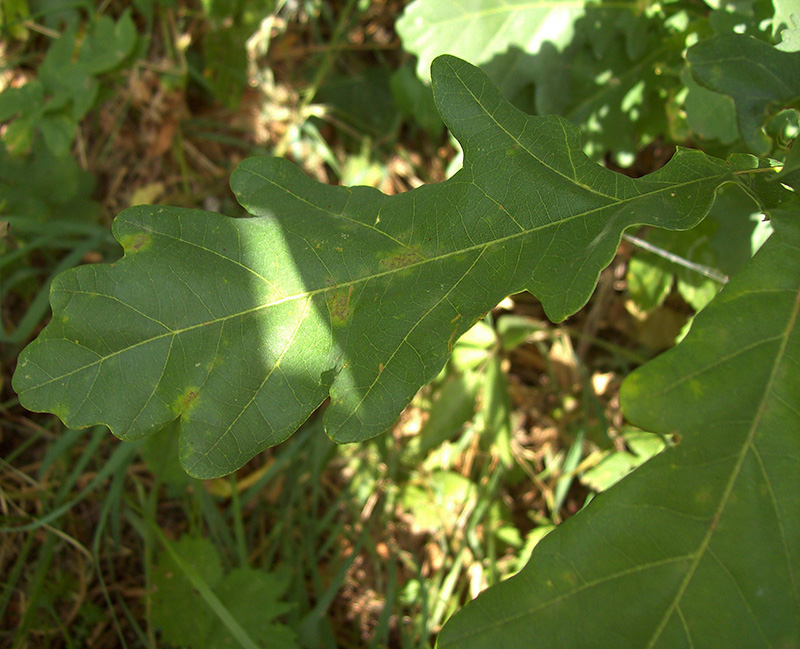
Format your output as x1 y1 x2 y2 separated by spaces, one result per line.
379 249 423 270
327 285 354 325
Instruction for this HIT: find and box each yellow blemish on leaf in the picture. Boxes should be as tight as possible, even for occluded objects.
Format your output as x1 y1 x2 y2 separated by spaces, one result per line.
176 387 201 415
121 232 153 254
448 315 462 352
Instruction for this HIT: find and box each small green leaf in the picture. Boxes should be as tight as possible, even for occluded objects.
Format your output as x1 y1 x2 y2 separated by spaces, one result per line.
78 10 137 75
401 470 478 533
0 139 100 222
479 354 513 467
402 374 477 465
38 113 76 157
0 81 44 122
207 569 299 649
581 428 667 492
626 252 673 312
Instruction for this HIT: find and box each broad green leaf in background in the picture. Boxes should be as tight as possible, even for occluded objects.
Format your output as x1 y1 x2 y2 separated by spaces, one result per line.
0 0 30 39
687 34 800 155
396 0 586 82
680 67 740 145
401 470 478 534
398 0 687 160
13 56 740 478
401 374 477 466
437 204 800 648
775 12 800 51
705 0 777 39
198 0 276 107
530 8 682 161
580 428 668 493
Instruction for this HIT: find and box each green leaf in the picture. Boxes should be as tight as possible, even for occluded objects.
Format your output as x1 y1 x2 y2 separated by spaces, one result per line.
532 10 683 161
438 204 800 647
627 171 785 316
774 138 800 191
401 470 478 533
687 34 800 154
38 25 100 122
78 10 137 75
151 536 223 646
401 374 477 465
0 139 100 222
681 66 740 145
397 0 585 82
151 535 298 649
206 569 299 649
775 13 800 51
773 0 800 43
398 2 684 160
479 354 513 468
581 428 668 492
390 63 444 137
38 112 76 157
13 56 737 478
140 421 196 492
626 250 674 312
316 67 400 138
0 81 44 121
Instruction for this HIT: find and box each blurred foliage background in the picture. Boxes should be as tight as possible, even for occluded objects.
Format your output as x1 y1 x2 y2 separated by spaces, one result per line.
0 0 788 647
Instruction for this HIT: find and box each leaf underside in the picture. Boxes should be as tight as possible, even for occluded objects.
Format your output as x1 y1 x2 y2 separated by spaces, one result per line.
438 207 800 648
13 56 736 478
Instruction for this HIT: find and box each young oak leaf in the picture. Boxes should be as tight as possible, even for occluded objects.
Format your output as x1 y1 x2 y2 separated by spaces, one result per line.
14 56 736 478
